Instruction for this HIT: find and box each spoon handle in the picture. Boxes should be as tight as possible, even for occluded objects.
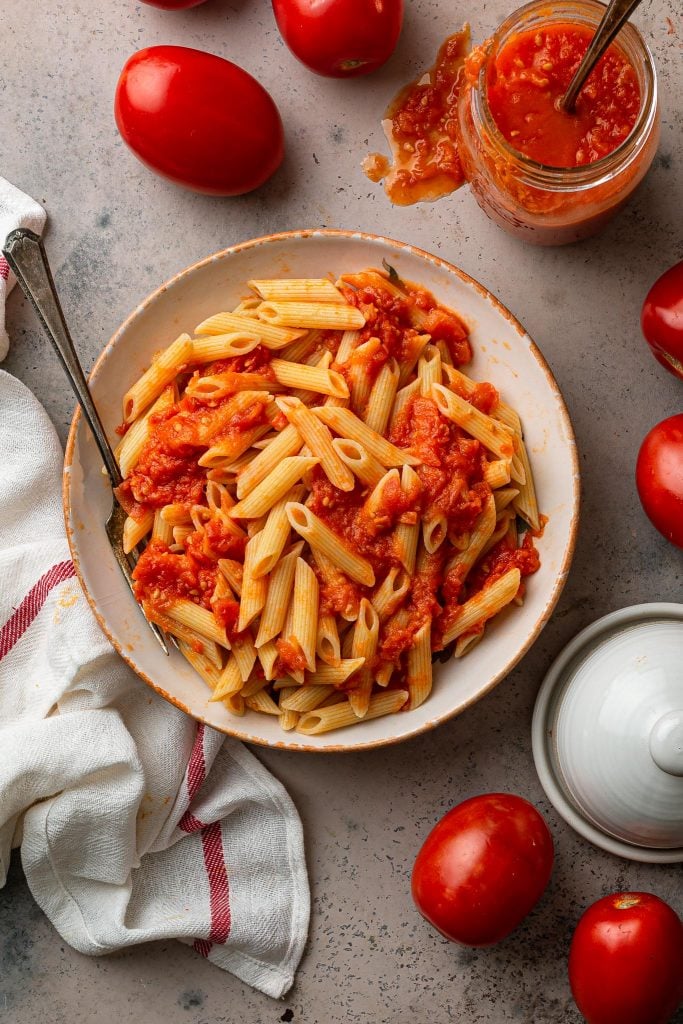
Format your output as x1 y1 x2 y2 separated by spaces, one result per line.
2 228 122 486
560 0 644 113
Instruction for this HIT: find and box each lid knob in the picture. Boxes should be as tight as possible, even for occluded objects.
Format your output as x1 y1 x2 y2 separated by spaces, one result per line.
649 710 683 778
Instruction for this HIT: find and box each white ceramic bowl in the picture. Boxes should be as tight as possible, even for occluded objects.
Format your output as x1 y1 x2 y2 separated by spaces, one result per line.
64 229 579 751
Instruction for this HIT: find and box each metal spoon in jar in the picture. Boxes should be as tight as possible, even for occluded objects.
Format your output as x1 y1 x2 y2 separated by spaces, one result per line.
559 0 646 113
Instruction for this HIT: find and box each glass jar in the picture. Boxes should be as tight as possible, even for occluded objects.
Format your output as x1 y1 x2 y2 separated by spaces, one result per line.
457 0 660 245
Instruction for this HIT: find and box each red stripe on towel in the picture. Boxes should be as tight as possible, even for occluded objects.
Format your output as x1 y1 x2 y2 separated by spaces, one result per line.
0 560 76 662
179 723 232 954
0 256 9 280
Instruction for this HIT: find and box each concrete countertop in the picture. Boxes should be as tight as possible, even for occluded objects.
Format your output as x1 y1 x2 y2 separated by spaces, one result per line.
2 1 682 1021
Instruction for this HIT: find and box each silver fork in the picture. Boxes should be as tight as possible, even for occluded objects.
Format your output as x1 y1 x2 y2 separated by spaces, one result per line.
3 228 169 655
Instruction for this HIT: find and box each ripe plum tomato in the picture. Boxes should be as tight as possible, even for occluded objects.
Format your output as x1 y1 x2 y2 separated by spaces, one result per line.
114 46 284 195
141 1 207 8
272 0 403 77
642 261 683 380
568 892 683 1024
635 414 683 548
411 793 554 946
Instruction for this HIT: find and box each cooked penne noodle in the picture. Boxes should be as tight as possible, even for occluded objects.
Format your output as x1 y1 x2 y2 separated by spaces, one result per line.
185 370 278 401
431 383 515 460
166 598 229 648
231 297 262 317
278 330 322 364
250 484 305 578
194 311 304 347
258 300 365 331
364 357 399 436
245 690 281 715
346 338 381 413
249 278 346 304
445 492 497 582
389 378 421 432
235 423 303 499
311 548 360 621
206 480 235 513
305 658 365 686
117 385 176 478
123 333 193 422
374 660 395 687
209 656 243 700
331 438 385 489
254 543 303 646
483 459 512 489
335 329 360 364
231 632 257 682
297 689 408 735
435 338 454 366
123 511 154 554
152 508 174 547
364 468 400 525
257 639 280 680
394 465 420 573
142 602 222 668
222 691 246 716
178 640 222 691
349 599 379 718
229 456 319 520
280 684 335 713
442 568 521 645
218 557 243 596
418 345 442 397
455 630 485 658
372 566 410 621
422 512 448 553
397 333 430 387
277 687 301 731
238 534 268 632
407 621 432 709
512 434 541 531
316 614 341 666
291 557 319 672
277 396 354 491
270 359 349 399
286 502 375 586
313 405 420 467
494 487 520 512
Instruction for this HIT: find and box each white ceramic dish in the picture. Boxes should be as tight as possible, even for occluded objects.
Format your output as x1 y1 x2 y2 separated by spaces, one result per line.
64 229 579 752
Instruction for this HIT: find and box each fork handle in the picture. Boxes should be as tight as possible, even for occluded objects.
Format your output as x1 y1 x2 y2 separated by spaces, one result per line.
3 229 122 487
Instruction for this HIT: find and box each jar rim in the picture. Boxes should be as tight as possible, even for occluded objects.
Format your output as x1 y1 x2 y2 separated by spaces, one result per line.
473 0 659 190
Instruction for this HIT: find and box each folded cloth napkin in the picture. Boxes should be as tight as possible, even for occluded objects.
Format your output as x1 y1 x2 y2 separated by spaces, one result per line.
0 177 46 361
0 190 309 999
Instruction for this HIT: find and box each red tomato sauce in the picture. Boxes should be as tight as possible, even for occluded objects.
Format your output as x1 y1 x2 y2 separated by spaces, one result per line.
362 28 471 205
133 539 218 610
342 279 472 374
118 393 268 516
486 25 640 167
391 396 488 529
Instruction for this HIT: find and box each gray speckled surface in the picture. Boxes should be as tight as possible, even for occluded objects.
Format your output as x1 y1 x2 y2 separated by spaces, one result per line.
2 1 683 1021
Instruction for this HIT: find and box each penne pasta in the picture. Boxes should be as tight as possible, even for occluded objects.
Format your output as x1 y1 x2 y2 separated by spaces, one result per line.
277 396 354 491
431 383 515 460
258 300 365 331
335 329 360 364
297 689 408 735
250 484 305 578
249 278 346 304
166 598 229 648
407 621 432 709
270 359 349 399
364 357 399 436
331 438 385 489
394 465 420 573
372 566 410 621
483 459 513 489
286 502 375 586
194 311 304 347
229 456 319 520
254 543 303 647
123 333 193 422
238 534 268 632
441 568 522 646
305 658 365 686
349 599 379 718
291 557 319 672
512 434 541 532
280 684 335 713
123 511 154 554
316 613 341 666
313 405 420 466
117 385 176 478
418 344 442 397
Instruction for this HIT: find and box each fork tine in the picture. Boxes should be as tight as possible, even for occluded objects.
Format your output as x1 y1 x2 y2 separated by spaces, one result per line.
105 503 169 655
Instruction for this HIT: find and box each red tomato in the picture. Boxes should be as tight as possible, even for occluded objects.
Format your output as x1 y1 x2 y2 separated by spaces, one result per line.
642 261 683 381
569 892 683 1024
411 793 554 946
114 46 284 195
635 414 683 548
142 1 207 7
272 0 403 77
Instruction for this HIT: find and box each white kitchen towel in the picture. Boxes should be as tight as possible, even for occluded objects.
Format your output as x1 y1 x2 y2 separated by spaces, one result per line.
0 177 46 360
0 366 309 991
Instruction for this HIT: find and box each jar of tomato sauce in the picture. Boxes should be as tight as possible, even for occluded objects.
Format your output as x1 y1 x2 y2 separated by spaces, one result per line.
457 0 659 245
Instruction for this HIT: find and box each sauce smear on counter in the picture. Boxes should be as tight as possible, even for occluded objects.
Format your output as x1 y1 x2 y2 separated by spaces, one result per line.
484 24 640 167
363 27 471 205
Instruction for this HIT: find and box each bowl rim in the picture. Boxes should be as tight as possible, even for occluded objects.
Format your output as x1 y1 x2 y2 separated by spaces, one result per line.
63 227 580 753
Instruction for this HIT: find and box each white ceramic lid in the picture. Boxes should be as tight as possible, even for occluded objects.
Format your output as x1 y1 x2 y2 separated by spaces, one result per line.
532 604 683 863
